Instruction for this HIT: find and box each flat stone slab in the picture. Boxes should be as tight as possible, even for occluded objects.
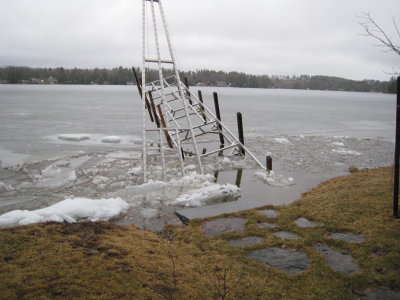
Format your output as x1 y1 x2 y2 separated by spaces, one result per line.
258 222 277 229
229 236 264 247
353 287 400 300
274 231 302 240
294 217 324 228
248 248 310 274
259 209 279 218
314 244 360 276
328 233 364 243
202 217 247 237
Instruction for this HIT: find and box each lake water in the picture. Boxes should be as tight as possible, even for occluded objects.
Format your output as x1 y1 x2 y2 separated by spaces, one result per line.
0 84 396 229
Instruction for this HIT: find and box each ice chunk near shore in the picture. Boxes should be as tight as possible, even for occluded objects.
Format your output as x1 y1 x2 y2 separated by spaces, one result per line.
58 134 90 141
0 198 129 227
255 171 295 187
0 182 14 192
173 184 240 207
35 164 77 188
101 136 121 143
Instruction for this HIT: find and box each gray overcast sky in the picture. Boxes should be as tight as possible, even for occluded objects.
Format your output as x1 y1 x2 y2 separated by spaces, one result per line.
0 0 399 81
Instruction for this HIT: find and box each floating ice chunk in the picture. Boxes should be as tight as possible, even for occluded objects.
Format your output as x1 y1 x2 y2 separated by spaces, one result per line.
0 197 129 227
332 149 361 156
274 137 289 144
58 134 90 141
93 176 109 185
101 136 121 143
128 167 142 176
0 182 14 192
255 171 295 187
184 164 197 171
332 142 345 146
221 157 232 165
173 184 240 207
36 164 77 188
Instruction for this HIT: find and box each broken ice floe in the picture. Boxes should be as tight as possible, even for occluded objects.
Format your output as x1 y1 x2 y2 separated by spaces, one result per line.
35 163 77 188
0 182 14 192
101 136 121 143
173 184 240 207
332 148 361 156
0 197 129 227
274 137 290 144
254 171 295 187
58 134 90 141
51 134 141 147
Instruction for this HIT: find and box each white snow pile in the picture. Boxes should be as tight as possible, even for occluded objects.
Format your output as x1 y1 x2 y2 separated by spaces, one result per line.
174 184 240 207
101 136 121 143
58 134 90 141
254 171 295 187
332 148 361 156
0 197 129 227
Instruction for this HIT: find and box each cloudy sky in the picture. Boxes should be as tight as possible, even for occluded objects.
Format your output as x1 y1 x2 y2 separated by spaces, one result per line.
0 0 399 81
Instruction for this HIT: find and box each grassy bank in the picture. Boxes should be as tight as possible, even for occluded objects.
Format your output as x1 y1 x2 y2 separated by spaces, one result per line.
0 167 399 299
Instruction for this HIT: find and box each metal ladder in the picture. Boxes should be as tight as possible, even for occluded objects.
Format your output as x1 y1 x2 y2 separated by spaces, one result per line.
137 0 265 182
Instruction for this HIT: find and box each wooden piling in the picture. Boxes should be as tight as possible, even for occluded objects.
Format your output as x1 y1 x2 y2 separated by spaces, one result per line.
236 112 245 156
235 168 243 187
132 67 154 122
266 155 272 172
197 90 207 121
183 77 193 105
394 76 400 218
148 92 160 128
213 92 225 152
157 104 174 148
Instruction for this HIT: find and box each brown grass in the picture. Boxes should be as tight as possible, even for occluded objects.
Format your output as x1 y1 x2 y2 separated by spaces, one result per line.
0 167 399 299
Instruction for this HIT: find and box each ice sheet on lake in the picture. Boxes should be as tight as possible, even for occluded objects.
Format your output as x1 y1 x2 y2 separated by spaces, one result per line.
254 171 295 187
0 197 129 227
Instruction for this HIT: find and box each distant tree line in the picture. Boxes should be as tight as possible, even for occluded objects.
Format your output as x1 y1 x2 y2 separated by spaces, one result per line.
0 66 396 93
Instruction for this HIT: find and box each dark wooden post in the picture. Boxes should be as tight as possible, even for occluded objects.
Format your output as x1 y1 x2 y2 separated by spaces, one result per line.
235 169 243 187
132 67 142 97
198 90 207 121
266 155 272 172
183 77 192 105
157 105 174 149
394 76 400 218
132 67 154 122
148 92 160 128
213 92 225 151
236 112 245 155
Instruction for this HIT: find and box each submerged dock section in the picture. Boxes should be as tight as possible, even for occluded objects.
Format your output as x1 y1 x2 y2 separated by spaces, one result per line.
136 0 265 182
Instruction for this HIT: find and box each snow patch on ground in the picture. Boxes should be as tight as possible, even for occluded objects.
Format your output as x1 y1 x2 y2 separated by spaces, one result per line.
254 171 295 187
0 197 129 227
